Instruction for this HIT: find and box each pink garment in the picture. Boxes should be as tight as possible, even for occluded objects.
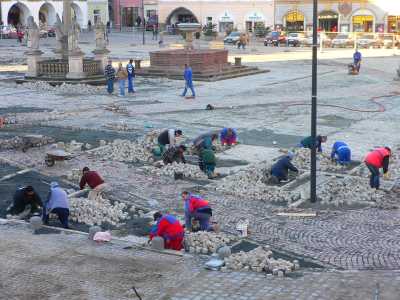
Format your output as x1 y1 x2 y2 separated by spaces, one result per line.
93 231 112 242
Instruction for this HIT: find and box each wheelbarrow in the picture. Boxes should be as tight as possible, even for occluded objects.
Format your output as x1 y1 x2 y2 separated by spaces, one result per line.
45 149 74 167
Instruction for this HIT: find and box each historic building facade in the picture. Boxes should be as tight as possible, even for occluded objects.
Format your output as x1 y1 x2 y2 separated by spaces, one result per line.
274 0 400 33
1 0 88 28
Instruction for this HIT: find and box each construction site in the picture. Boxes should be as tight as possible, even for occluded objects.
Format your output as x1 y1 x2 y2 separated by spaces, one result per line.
1 30 400 299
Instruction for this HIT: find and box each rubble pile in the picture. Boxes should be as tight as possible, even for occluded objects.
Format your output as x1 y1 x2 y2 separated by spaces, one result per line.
23 81 104 95
104 122 138 132
215 162 299 203
292 148 350 173
69 192 129 226
149 162 208 179
223 246 297 275
0 135 54 151
103 104 129 115
185 231 237 254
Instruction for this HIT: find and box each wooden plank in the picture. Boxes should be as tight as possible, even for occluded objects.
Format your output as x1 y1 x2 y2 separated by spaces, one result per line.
277 212 317 217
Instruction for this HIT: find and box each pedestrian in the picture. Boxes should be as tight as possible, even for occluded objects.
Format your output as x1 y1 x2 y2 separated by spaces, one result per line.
238 33 247 49
150 212 184 250
353 48 362 73
162 145 187 165
300 135 327 152
270 152 299 183
220 128 237 146
157 129 183 154
116 62 128 97
182 191 213 231
17 28 23 43
42 182 70 228
126 59 135 93
104 59 115 94
152 24 158 40
364 147 391 190
6 186 42 219
106 21 111 34
88 20 92 32
330 141 351 165
136 16 142 27
181 64 195 98
79 167 106 198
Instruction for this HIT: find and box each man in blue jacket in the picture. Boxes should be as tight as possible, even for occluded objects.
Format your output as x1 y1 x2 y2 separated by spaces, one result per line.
43 182 70 228
270 152 299 183
331 141 351 165
181 64 195 98
126 59 135 93
353 49 362 73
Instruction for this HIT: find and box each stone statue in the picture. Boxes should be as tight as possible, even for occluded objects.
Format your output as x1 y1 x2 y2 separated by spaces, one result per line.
54 14 67 53
68 20 81 53
95 21 106 50
27 16 40 50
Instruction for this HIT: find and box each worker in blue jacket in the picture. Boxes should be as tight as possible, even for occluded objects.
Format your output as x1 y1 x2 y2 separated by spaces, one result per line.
181 64 195 98
330 141 351 165
270 152 299 183
353 49 362 73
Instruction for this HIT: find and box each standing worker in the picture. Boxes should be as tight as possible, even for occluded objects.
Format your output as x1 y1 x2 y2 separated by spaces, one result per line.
182 191 213 231
331 141 351 165
300 135 327 152
42 182 70 228
181 64 195 98
270 152 299 183
126 59 135 93
157 129 183 154
163 145 187 165
364 147 391 190
353 48 362 73
79 167 106 198
150 212 184 250
104 59 115 94
220 128 237 146
6 186 42 219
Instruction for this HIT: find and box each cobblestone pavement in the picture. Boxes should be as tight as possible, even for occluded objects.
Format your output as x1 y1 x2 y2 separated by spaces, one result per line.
167 269 400 300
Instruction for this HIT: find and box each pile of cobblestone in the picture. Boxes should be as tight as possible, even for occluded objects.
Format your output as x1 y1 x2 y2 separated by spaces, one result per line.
292 148 349 173
23 81 104 95
214 162 299 203
69 192 129 226
223 246 298 275
0 135 54 151
185 231 237 254
149 162 208 179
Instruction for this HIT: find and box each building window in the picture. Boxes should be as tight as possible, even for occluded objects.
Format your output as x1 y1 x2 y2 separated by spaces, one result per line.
352 15 374 32
147 9 156 18
93 9 101 24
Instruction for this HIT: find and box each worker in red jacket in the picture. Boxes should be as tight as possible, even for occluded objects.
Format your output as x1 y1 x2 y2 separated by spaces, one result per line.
364 147 391 189
79 167 106 198
182 191 213 231
150 212 184 251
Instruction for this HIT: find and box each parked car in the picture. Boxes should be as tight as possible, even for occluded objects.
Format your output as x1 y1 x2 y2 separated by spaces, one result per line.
40 29 48 38
378 34 399 49
9 28 22 39
303 33 332 47
224 31 241 44
1 26 12 38
287 32 306 47
357 34 381 48
264 31 286 46
47 27 56 37
331 33 354 48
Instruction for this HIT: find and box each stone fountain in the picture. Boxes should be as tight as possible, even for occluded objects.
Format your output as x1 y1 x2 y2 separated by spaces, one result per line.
137 23 268 81
21 0 109 85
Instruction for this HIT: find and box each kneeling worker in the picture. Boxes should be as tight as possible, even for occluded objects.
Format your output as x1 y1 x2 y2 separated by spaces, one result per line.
331 141 351 165
7 186 43 219
270 152 299 183
80 167 106 198
150 212 184 251
199 148 217 179
220 128 237 146
163 145 187 165
43 182 70 228
182 191 213 231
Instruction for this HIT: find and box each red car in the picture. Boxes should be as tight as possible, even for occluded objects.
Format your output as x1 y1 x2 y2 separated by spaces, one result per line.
264 31 287 46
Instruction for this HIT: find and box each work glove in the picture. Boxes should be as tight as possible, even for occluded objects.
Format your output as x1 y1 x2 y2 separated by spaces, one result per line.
383 172 390 180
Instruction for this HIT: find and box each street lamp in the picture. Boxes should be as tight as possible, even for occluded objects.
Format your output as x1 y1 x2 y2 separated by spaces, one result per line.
310 0 318 203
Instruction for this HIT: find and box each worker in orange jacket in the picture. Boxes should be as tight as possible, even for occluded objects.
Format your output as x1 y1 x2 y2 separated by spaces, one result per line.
364 147 391 189
150 212 184 251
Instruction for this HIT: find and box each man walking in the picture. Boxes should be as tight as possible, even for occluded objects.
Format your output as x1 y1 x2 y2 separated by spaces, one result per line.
104 60 115 94
181 64 195 98
353 48 362 73
126 59 135 93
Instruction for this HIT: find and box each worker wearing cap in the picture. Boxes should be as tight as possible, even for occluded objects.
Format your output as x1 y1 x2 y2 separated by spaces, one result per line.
79 167 106 199
300 135 327 152
364 147 392 189
270 152 299 183
220 128 237 146
6 186 42 219
150 212 184 251
157 129 183 154
331 141 351 165
43 182 70 228
182 191 212 231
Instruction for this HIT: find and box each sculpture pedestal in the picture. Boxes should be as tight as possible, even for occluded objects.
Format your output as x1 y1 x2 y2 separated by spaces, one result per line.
66 51 85 79
25 50 43 77
92 48 110 71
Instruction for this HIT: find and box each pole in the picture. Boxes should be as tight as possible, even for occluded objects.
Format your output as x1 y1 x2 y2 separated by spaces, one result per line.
310 0 318 203
141 0 145 44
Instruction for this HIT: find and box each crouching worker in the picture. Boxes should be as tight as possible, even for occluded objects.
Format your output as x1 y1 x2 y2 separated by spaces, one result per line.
331 141 351 165
220 128 237 146
43 182 70 229
150 212 184 251
6 186 42 219
300 135 327 152
79 167 106 198
270 152 298 183
157 129 183 154
199 148 217 179
163 145 187 165
364 147 391 190
182 191 213 231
